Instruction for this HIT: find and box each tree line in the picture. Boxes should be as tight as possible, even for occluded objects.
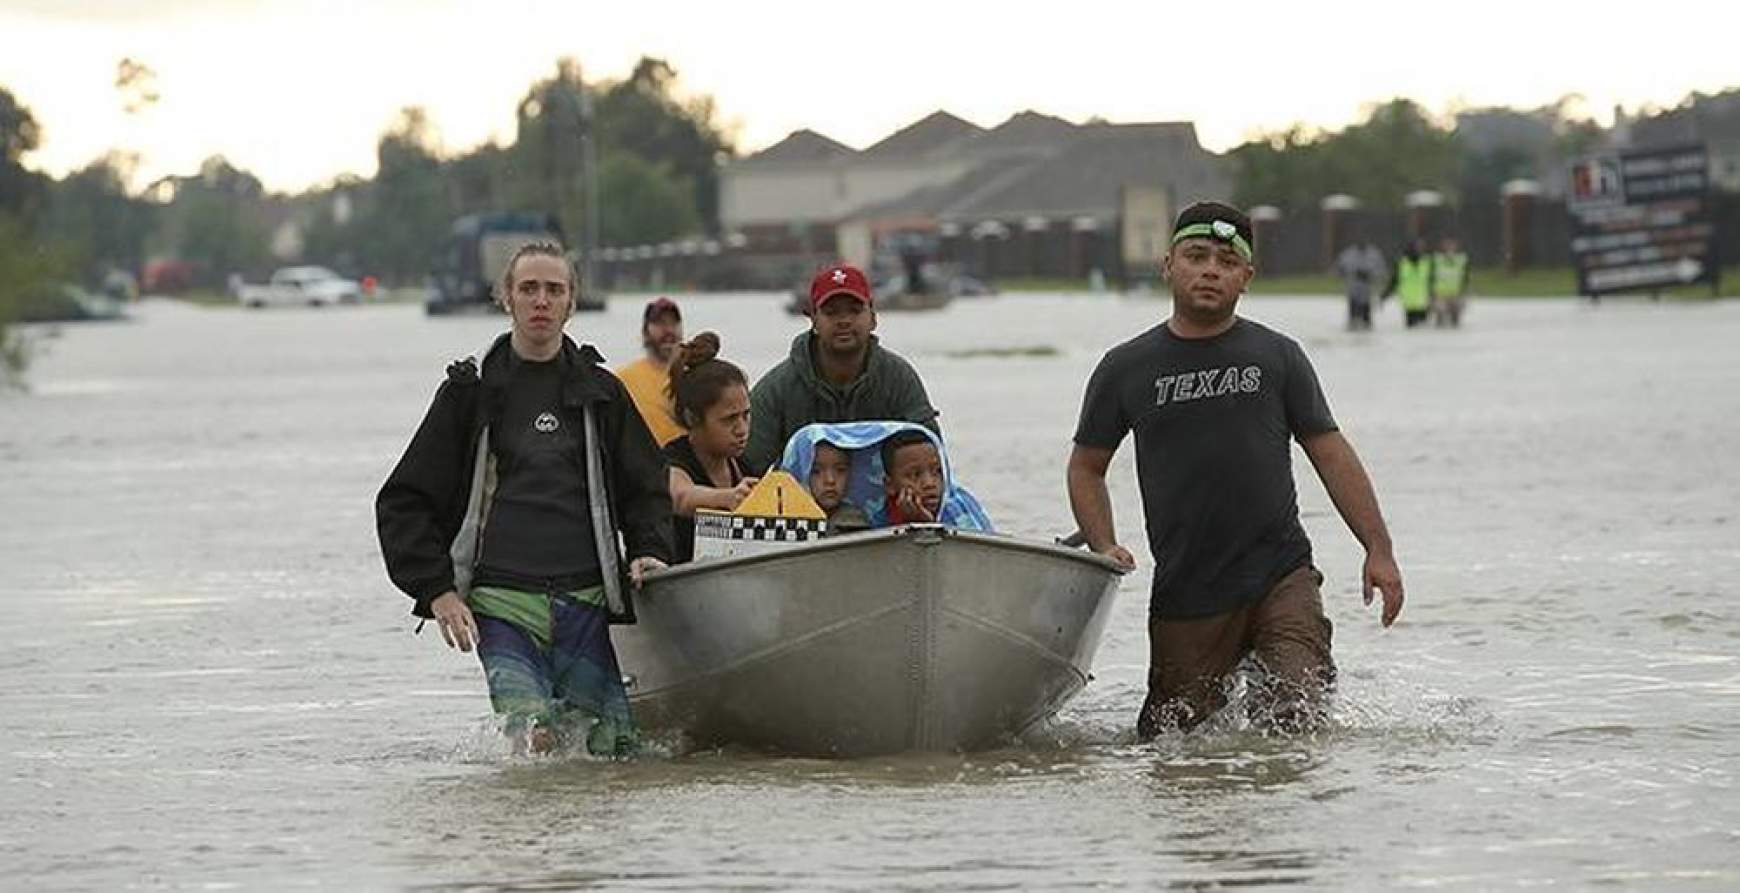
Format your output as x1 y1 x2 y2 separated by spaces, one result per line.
1229 96 1614 216
0 55 733 307
2 56 1731 359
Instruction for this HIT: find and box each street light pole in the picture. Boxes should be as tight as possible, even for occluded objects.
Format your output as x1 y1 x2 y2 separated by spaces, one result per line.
577 73 600 304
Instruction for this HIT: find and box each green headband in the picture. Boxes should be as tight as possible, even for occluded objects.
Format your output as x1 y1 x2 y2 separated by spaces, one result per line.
1172 220 1253 261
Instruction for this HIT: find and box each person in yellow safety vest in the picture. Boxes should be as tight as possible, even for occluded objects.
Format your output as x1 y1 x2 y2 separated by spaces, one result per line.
1430 236 1470 328
1383 239 1433 328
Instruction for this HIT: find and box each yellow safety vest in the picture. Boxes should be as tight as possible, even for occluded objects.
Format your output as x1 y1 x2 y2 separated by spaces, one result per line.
1395 257 1431 311
1432 251 1468 297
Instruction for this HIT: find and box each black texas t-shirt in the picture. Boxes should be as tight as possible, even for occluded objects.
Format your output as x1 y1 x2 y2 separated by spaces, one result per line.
1073 318 1338 619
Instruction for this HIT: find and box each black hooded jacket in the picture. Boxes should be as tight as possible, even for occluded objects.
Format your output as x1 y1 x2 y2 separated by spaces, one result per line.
376 334 673 618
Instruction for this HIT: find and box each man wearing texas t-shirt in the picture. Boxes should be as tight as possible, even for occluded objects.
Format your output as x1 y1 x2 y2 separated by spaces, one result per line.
1067 201 1405 737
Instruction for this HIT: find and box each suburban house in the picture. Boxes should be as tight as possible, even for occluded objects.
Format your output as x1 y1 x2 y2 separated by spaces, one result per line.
718 109 1229 287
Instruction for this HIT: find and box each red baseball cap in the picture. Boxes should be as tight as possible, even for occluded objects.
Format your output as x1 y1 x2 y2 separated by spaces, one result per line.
808 263 872 311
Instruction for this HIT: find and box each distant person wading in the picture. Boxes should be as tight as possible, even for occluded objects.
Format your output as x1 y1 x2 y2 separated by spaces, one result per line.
1430 236 1470 327
1386 239 1433 328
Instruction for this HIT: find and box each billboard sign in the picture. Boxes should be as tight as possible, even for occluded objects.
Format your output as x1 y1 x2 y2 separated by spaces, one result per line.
1567 145 1718 295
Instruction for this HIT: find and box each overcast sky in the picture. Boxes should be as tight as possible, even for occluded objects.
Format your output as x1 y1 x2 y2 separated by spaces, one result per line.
2 0 1736 193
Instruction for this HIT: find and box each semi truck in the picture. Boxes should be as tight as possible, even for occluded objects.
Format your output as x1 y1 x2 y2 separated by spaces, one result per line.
425 212 605 315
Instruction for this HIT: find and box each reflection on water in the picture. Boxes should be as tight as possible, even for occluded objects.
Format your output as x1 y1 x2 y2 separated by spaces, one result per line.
2 296 1739 888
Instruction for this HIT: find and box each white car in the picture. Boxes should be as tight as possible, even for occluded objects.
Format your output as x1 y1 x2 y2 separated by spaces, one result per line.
239 266 362 308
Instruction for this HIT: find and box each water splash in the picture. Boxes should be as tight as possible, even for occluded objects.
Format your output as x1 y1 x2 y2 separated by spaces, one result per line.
441 714 690 766
1030 661 1498 755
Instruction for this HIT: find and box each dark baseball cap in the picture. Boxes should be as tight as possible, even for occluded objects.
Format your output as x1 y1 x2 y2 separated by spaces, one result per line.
642 296 681 323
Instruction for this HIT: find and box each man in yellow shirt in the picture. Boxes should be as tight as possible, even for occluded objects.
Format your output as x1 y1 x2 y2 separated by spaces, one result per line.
616 297 686 446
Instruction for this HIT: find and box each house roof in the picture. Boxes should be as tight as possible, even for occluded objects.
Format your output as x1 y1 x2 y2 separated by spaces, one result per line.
962 110 1079 156
740 129 857 166
849 120 1228 224
861 111 985 161
946 128 1226 221
848 155 1044 220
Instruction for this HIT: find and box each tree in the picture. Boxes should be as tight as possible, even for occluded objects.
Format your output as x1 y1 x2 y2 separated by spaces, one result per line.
150 156 273 286
1327 99 1460 209
598 152 701 245
0 86 58 379
446 143 507 216
1231 99 1460 212
115 58 160 115
498 56 732 248
359 106 451 282
594 57 735 233
0 212 75 381
43 152 157 278
296 175 367 277
1230 125 1327 213
0 86 49 225
502 60 590 250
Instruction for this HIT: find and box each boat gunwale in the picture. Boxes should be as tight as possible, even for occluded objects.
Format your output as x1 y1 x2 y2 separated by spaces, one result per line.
641 523 1130 587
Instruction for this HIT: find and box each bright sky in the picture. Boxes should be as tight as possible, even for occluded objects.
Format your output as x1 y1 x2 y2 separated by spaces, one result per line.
2 0 1736 194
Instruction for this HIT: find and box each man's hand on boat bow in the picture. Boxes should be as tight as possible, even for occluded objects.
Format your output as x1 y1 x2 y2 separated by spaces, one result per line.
1094 542 1137 571
628 556 667 588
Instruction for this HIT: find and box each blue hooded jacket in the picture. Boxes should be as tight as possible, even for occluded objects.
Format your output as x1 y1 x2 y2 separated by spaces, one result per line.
777 421 993 532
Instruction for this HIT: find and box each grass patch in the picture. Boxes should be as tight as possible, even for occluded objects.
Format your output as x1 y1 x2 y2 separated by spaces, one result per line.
1247 266 1739 299
167 286 426 307
941 345 1062 359
992 277 1121 294
173 289 237 307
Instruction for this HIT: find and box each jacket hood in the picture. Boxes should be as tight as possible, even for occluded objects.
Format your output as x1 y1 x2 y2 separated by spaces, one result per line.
453 333 611 407
474 332 605 371
775 420 993 532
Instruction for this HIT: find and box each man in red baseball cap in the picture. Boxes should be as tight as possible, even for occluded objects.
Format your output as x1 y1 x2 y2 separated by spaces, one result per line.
615 296 685 446
744 262 940 471
807 263 872 311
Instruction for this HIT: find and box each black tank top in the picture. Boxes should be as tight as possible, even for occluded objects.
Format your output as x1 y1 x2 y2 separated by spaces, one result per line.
476 356 599 585
664 435 743 563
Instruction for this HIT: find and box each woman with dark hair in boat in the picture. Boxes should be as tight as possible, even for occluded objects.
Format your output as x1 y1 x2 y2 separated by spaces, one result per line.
664 332 758 563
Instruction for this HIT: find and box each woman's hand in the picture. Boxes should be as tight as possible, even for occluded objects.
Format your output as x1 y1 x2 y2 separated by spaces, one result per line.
726 476 759 509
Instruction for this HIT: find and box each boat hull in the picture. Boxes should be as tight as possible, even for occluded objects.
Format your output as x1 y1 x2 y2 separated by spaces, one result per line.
613 525 1121 756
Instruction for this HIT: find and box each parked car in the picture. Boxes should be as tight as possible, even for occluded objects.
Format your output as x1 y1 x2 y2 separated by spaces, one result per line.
14 282 128 323
141 259 196 294
238 266 363 308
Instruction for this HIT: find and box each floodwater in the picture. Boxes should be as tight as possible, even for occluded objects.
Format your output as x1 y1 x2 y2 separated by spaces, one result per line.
2 292 1736 890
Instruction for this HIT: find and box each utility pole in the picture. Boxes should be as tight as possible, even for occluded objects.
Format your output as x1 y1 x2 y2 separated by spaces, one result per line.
581 88 602 301
575 67 601 307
